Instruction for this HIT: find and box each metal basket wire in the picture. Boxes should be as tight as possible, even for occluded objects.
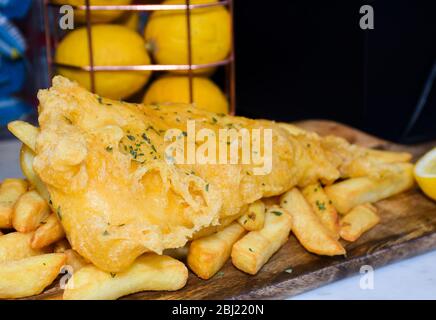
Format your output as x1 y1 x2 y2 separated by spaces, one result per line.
43 0 236 114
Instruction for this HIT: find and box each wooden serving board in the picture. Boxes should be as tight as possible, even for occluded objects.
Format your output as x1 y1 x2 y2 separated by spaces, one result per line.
32 120 436 300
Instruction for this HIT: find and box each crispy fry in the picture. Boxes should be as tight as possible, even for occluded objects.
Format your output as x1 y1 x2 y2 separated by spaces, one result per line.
365 149 412 163
238 200 266 231
53 239 71 253
325 163 414 214
20 145 50 203
7 120 39 152
0 232 50 263
340 204 380 242
231 206 292 275
302 183 340 239
65 249 89 272
0 231 2 236
63 254 188 300
12 190 50 232
188 222 246 279
31 213 65 249
280 188 345 256
0 178 28 228
0 253 66 299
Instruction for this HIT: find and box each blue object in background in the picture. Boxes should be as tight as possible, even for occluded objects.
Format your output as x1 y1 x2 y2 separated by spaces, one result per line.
0 13 26 59
0 0 32 19
0 1 32 137
0 97 32 126
0 55 26 96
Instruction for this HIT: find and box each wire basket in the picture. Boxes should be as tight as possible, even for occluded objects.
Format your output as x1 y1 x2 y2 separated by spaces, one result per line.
43 0 236 114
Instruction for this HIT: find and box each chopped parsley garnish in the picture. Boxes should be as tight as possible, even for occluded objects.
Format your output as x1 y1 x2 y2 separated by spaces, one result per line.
110 272 117 278
271 211 282 216
316 200 326 211
97 96 103 104
146 125 161 136
205 184 209 192
142 133 151 144
102 230 110 236
129 149 138 159
56 206 62 221
248 248 254 252
64 116 72 124
127 135 135 141
105 146 113 152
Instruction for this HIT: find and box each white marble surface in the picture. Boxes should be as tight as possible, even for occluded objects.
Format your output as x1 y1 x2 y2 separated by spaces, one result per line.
290 250 436 300
1 139 435 300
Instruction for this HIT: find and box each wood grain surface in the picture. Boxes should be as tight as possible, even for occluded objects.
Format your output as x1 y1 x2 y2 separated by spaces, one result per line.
28 120 436 300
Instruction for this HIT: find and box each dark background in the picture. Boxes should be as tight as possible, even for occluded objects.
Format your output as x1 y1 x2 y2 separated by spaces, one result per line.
232 0 436 143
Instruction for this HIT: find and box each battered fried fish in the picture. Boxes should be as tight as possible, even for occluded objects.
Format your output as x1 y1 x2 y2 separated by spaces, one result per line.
32 76 408 272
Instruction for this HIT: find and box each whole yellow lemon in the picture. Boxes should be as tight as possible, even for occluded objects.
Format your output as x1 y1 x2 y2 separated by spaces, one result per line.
53 0 133 23
144 0 231 74
143 76 229 114
55 24 151 100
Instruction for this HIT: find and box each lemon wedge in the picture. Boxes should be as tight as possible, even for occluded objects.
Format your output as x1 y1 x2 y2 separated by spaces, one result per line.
414 147 436 201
